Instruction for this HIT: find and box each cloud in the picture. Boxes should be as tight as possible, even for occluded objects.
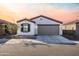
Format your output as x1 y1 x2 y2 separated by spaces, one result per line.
0 3 79 23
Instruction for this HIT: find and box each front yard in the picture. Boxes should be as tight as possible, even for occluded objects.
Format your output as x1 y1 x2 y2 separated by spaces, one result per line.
0 35 79 56
0 43 79 56
0 36 79 56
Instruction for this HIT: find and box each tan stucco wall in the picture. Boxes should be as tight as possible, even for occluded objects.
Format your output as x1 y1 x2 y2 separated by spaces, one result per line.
64 23 76 30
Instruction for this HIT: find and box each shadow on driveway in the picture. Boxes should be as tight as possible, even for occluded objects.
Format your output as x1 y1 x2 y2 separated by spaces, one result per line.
0 35 77 45
0 35 12 44
36 35 77 45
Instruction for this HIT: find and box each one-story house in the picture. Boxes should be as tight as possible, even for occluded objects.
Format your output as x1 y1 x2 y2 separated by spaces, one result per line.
63 20 79 36
17 15 63 36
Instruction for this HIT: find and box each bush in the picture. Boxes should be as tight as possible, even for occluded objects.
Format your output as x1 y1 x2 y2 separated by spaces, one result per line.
0 23 17 36
63 30 75 35
5 23 17 35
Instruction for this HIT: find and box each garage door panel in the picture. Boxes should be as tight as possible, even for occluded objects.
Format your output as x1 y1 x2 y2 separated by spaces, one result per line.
38 25 59 35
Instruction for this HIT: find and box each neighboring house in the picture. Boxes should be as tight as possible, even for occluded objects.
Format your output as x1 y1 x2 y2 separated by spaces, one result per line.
63 20 79 36
17 15 63 36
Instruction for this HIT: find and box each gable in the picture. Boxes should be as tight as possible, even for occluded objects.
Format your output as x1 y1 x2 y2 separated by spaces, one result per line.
17 18 35 24
31 17 61 25
17 15 62 25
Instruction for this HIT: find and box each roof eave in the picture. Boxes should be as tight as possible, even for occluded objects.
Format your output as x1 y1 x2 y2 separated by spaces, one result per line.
30 15 63 24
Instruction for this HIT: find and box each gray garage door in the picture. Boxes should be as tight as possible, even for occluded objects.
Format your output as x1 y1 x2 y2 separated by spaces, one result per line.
38 25 59 35
76 23 79 35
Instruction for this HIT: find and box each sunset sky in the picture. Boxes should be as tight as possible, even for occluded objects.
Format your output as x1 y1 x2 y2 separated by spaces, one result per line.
0 3 79 23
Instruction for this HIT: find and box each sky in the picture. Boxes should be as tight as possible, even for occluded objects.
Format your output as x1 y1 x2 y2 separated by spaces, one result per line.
0 3 79 23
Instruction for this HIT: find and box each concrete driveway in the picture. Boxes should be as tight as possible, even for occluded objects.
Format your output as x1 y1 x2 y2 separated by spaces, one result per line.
36 35 76 44
0 35 76 45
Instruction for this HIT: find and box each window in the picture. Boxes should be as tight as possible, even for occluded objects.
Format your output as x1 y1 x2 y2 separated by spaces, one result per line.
21 23 30 32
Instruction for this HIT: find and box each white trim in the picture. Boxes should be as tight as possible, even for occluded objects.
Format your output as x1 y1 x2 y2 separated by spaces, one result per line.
17 20 36 35
32 17 60 25
59 24 63 35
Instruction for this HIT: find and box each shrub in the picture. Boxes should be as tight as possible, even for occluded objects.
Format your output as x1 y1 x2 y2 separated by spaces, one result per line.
63 30 75 35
